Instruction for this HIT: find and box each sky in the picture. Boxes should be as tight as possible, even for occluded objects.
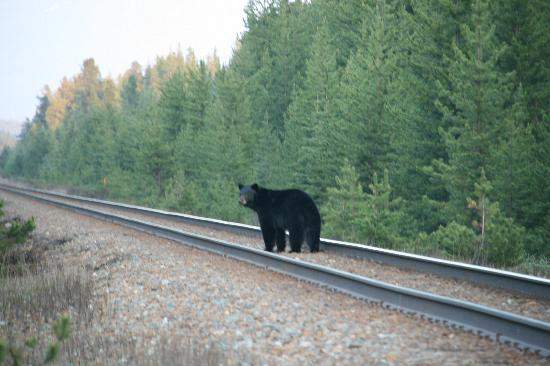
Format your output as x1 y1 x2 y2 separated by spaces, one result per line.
0 0 248 129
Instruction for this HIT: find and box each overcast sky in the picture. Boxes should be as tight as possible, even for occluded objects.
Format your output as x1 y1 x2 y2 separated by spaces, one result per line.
0 0 248 127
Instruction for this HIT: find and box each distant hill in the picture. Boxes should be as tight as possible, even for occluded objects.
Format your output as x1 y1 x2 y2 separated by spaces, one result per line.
0 119 22 151
0 130 16 151
0 119 24 137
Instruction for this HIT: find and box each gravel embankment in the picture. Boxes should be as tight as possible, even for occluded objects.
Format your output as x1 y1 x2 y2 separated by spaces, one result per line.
26 190 550 324
1 189 548 365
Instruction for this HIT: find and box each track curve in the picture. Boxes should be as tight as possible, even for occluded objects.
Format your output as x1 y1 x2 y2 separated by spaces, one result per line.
1 184 549 356
2 183 548 300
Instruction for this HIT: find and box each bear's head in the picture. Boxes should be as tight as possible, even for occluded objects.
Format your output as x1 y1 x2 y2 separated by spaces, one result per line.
238 183 260 209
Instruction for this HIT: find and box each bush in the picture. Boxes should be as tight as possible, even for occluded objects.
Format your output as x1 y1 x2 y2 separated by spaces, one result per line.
321 162 371 243
0 315 71 366
0 200 36 254
485 210 525 267
426 209 525 267
161 172 202 214
321 163 408 248
429 222 478 260
511 254 550 278
523 218 550 258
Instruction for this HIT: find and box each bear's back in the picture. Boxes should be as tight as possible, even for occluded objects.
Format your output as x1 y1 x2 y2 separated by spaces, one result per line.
266 188 320 221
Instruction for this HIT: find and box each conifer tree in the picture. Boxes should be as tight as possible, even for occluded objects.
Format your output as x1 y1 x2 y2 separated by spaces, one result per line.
491 0 549 123
321 161 367 242
121 74 140 110
183 60 213 130
73 58 103 111
363 169 406 248
336 0 406 184
45 77 75 130
322 162 405 247
4 0 548 270
143 65 161 101
159 70 188 138
431 0 514 221
403 0 474 205
315 0 369 68
103 78 121 110
284 20 339 198
467 169 524 266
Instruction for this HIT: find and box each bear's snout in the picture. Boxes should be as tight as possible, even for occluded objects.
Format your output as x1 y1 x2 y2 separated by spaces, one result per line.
239 196 247 205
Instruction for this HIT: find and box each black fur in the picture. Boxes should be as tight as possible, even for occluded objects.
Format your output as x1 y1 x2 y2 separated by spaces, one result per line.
238 183 321 253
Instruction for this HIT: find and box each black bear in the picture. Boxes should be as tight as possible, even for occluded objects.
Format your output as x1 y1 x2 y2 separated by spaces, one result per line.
238 183 321 253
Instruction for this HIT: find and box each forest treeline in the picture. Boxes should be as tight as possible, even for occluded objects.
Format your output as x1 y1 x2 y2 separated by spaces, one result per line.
1 0 548 270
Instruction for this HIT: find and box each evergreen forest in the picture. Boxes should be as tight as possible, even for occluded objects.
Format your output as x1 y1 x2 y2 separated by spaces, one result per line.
2 0 548 273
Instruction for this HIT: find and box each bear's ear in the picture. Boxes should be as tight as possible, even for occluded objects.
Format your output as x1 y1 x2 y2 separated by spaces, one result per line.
238 183 243 190
251 183 259 191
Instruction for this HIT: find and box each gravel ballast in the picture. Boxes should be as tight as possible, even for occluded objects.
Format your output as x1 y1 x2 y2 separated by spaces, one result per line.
1 190 548 365
27 190 550 324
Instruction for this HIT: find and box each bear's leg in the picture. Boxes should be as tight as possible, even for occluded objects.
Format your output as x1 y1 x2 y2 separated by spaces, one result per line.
275 228 286 252
306 227 320 253
260 222 275 252
288 225 304 253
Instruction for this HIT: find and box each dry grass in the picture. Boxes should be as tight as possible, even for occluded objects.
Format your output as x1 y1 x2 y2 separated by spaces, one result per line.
63 333 229 366
0 262 94 324
0 234 95 364
510 255 550 279
0 234 247 365
124 337 226 366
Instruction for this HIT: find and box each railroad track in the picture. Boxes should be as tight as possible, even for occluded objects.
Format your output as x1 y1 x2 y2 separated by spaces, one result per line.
2 183 548 300
1 184 549 356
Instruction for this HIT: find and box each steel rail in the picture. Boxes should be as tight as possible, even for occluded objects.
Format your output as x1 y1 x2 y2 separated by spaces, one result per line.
1 184 549 356
2 183 549 300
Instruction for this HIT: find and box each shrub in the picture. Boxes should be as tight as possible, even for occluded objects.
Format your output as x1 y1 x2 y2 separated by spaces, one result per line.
485 208 525 267
0 315 71 366
429 222 478 260
0 200 36 255
523 218 550 258
321 163 407 248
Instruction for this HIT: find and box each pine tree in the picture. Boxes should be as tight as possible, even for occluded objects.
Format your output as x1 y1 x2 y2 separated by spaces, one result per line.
284 19 339 198
363 169 406 248
270 0 312 137
5 0 548 269
467 169 524 266
403 0 475 206
336 0 406 184
234 0 312 138
321 161 367 242
103 77 121 110
73 58 103 112
322 161 406 248
45 77 75 130
137 118 173 200
143 65 161 101
431 0 514 222
159 70 188 137
491 0 550 124
315 0 369 68
183 60 213 130
121 74 140 110
488 87 533 220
